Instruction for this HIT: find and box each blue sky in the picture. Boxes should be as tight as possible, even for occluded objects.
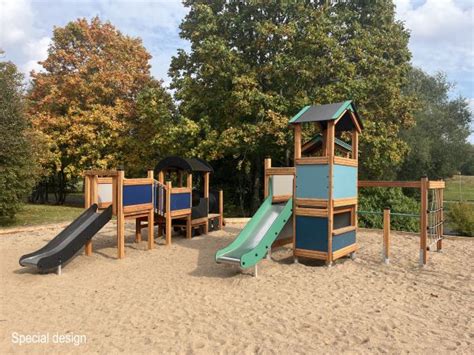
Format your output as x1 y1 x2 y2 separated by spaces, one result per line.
1 0 473 141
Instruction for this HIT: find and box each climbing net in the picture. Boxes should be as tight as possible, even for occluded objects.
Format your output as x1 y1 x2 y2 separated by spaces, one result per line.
427 188 444 250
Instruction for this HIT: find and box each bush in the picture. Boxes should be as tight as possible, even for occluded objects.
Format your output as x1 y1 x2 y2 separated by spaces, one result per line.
447 202 474 237
359 188 420 232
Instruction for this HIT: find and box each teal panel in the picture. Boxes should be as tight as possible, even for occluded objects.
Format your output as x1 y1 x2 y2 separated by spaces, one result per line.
332 230 356 251
333 165 357 199
296 165 329 199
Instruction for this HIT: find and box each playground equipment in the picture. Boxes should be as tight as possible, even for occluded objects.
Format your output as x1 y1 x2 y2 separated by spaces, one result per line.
19 162 223 273
217 100 446 275
148 156 224 241
358 178 445 265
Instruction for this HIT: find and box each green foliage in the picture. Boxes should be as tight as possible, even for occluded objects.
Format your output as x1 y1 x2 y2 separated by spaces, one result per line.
171 0 415 213
359 188 420 232
399 68 472 180
447 202 474 237
0 59 42 221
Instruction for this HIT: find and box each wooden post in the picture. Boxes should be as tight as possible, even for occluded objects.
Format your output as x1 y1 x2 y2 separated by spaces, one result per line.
135 219 142 243
294 124 302 160
117 170 125 259
186 214 192 239
165 181 172 245
147 170 154 250
352 130 358 161
84 175 93 256
383 208 390 264
84 175 91 208
187 172 192 189
203 171 210 235
219 190 224 229
327 121 335 265
264 158 271 198
437 188 443 251
158 171 164 184
420 176 428 266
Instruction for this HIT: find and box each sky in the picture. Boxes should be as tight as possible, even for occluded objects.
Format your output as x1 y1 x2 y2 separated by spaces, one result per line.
0 0 473 141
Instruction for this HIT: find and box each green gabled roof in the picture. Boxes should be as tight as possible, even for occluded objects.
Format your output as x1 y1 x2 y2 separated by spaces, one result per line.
289 101 362 130
302 133 352 153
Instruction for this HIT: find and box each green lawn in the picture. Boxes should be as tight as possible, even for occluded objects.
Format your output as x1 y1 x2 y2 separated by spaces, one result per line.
0 204 83 229
444 175 474 202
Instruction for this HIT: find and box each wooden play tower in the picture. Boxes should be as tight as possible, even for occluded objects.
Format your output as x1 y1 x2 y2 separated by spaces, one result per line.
290 101 362 265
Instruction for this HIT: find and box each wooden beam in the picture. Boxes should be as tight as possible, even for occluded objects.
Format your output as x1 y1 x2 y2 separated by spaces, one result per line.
294 124 301 160
219 190 224 229
265 167 295 176
135 219 142 243
352 130 358 161
123 178 154 186
383 208 390 264
333 198 357 207
166 181 172 245
117 170 125 259
327 120 335 264
420 177 428 266
332 225 356 236
295 198 328 208
84 169 118 177
333 156 358 167
295 207 328 217
264 158 271 198
428 180 445 189
147 170 154 250
272 195 292 203
295 157 329 165
332 243 358 260
358 180 421 188
294 248 327 260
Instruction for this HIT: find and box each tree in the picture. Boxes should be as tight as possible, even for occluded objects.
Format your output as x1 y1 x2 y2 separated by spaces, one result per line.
170 0 414 214
122 79 177 175
28 17 160 203
0 58 42 221
398 68 472 180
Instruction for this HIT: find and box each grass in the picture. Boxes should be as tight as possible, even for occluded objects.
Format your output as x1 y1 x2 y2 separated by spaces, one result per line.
0 204 83 229
444 175 474 202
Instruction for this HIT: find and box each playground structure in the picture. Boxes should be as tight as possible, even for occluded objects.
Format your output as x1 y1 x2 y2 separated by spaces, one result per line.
358 178 445 265
19 158 224 272
217 101 446 274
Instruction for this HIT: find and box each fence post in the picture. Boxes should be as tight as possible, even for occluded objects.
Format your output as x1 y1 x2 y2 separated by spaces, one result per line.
147 170 154 250
420 176 428 266
383 208 390 264
437 188 443 251
117 170 125 259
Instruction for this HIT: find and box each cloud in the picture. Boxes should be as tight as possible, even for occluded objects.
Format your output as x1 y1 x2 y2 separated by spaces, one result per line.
394 0 474 93
0 0 34 45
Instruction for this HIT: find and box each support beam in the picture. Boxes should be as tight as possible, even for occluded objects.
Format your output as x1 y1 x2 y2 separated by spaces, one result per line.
117 170 125 259
420 176 428 266
383 208 390 264
294 124 302 160
264 158 271 198
327 121 335 263
166 181 172 245
147 170 154 250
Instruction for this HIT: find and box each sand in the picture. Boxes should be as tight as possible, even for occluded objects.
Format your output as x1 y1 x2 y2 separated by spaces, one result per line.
0 221 473 354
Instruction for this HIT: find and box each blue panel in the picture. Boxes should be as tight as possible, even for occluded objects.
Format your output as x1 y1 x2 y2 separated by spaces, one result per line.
295 216 328 251
296 165 329 199
332 230 356 251
123 185 153 206
333 165 357 199
171 193 191 211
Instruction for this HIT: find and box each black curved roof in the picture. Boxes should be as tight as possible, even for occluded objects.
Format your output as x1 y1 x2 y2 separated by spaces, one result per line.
155 156 214 173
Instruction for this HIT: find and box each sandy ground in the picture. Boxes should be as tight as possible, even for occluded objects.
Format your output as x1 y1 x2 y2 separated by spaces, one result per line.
0 221 473 354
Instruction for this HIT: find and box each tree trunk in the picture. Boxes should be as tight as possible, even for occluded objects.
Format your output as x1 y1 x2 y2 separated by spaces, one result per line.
250 155 262 214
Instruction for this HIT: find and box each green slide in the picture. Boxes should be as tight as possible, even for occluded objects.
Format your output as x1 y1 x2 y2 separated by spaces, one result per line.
215 185 293 269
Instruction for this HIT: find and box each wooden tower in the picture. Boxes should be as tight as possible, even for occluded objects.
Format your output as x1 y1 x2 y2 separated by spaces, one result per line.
290 101 363 265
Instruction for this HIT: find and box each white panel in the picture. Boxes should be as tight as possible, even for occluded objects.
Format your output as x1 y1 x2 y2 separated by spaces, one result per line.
98 183 113 203
272 175 293 197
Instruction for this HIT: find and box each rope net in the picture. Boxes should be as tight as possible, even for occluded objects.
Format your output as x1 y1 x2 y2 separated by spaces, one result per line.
428 188 443 249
